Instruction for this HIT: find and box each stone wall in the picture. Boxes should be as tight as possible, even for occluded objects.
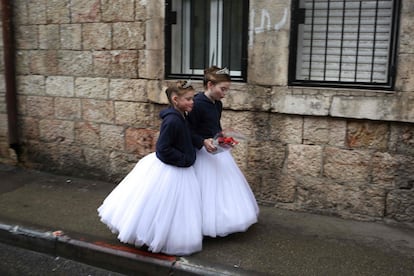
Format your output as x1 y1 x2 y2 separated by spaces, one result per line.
0 0 413 226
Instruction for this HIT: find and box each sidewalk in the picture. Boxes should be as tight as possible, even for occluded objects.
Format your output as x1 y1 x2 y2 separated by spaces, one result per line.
1 163 414 275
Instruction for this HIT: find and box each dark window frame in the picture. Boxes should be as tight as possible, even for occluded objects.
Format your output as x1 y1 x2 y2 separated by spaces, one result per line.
165 0 249 82
288 0 401 91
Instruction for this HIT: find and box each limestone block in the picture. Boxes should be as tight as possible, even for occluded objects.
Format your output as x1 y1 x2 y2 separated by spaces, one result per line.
346 121 388 150
100 124 125 151
147 80 167 104
135 1 146 21
400 95 414 123
223 84 271 111
71 0 101 23
371 152 398 189
17 75 45 96
13 0 29 25
26 96 54 118
46 0 70 24
113 22 144 50
92 51 112 76
16 50 31 75
393 155 414 190
386 190 414 223
248 1 290 85
114 102 153 127
247 142 289 202
399 14 414 54
75 77 109 99
0 114 8 138
17 96 27 115
30 50 59 75
110 50 138 78
82 23 111 50
0 76 5 94
125 127 158 156
274 174 296 203
0 140 11 161
270 114 303 144
110 79 147 102
18 117 39 142
221 110 267 141
83 147 109 169
60 24 82 50
39 25 59 50
81 99 114 123
39 119 74 143
58 50 93 76
75 121 100 148
285 144 323 177
144 0 164 19
304 117 346 147
396 54 414 93
296 176 385 218
16 25 38 49
271 92 331 116
296 176 345 211
323 147 371 182
24 140 60 167
138 50 163 79
109 151 139 180
0 95 6 114
389 123 414 155
331 95 414 123
56 143 84 171
28 0 46 24
55 98 81 120
249 0 290 32
101 0 135 22
247 141 285 171
145 19 164 50
46 76 74 97
248 30 289 86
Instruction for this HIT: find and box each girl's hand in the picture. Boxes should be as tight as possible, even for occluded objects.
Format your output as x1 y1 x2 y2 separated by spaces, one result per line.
204 138 217 153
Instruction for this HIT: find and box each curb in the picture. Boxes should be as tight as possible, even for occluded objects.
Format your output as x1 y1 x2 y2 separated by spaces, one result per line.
0 222 256 275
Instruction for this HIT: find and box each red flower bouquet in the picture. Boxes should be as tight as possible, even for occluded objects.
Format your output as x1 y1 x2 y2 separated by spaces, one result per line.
212 129 245 154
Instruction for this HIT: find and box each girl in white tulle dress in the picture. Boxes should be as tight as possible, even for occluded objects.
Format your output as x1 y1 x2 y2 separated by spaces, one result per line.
98 81 202 256
188 66 259 238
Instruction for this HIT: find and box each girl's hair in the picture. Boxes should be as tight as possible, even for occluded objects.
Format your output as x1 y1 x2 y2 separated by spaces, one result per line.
165 80 194 106
203 66 231 87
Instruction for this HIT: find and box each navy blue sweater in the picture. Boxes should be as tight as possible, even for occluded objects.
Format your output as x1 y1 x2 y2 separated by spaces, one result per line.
156 107 196 167
188 92 222 149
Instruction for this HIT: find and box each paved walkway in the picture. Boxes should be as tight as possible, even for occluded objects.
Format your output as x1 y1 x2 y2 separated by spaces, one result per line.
0 163 414 275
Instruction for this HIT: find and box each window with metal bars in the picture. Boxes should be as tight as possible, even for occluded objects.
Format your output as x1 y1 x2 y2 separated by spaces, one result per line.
165 0 249 81
289 0 400 90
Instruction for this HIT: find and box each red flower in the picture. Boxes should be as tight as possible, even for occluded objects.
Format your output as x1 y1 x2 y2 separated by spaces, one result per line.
217 136 239 147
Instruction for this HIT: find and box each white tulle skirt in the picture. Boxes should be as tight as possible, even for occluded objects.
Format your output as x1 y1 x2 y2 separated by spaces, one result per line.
97 153 202 256
194 147 259 237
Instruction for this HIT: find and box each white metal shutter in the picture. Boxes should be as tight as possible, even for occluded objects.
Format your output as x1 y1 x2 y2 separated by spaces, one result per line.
296 0 394 83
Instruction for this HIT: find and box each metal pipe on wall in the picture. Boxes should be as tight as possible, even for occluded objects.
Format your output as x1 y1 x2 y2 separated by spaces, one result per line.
1 0 19 156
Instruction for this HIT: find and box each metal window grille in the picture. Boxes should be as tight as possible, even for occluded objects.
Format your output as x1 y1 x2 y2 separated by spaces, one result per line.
289 0 400 90
165 0 248 81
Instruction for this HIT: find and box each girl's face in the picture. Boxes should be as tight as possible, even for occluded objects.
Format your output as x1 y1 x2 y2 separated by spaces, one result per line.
209 81 230 101
173 90 195 113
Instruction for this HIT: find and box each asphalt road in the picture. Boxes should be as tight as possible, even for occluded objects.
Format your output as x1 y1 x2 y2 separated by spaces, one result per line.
0 242 125 276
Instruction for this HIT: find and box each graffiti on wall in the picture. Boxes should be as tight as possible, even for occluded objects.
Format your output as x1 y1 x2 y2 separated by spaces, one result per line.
249 8 288 47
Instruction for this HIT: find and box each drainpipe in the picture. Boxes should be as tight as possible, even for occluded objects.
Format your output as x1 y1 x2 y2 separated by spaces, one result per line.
1 0 20 159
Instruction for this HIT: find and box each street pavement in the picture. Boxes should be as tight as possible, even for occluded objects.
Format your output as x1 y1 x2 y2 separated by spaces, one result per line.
0 242 125 275
0 163 414 275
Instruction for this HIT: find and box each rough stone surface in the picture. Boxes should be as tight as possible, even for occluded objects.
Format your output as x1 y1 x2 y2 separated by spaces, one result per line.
0 0 413 226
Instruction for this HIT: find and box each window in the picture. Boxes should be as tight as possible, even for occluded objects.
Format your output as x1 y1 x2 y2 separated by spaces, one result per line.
165 0 249 81
289 0 400 90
